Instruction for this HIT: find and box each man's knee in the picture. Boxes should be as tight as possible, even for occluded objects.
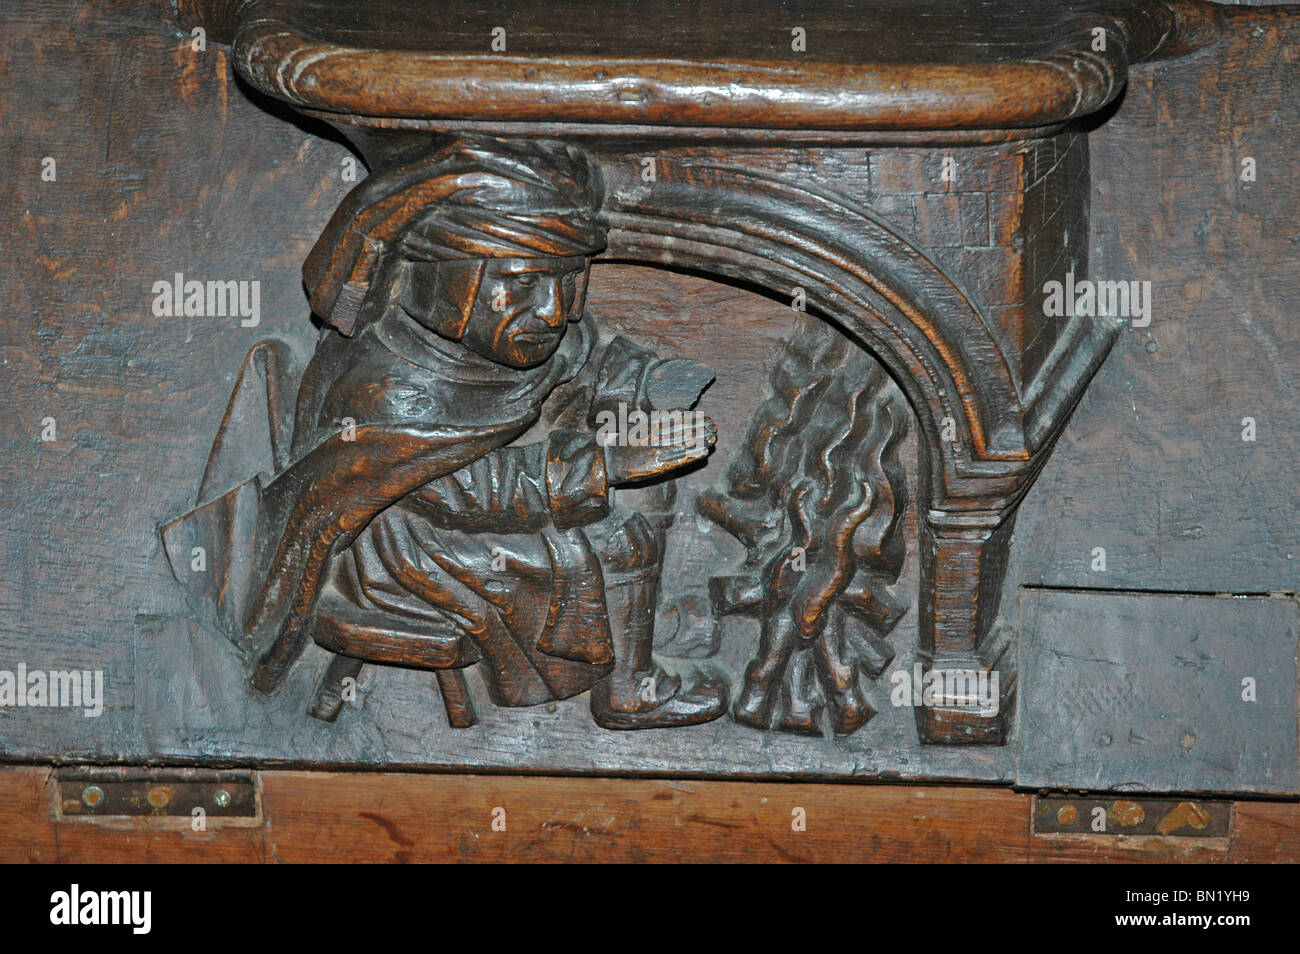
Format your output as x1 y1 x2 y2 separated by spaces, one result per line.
598 512 662 574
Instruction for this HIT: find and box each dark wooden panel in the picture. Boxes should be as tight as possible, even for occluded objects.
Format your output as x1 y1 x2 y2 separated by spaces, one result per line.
0 1 1297 796
0 0 354 763
1017 589 1299 794
1007 9 1300 594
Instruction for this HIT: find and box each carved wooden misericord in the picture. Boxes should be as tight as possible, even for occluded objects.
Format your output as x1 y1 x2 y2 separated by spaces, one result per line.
162 0 1258 752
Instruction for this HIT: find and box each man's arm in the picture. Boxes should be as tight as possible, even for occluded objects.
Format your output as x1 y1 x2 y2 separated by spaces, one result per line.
407 431 609 531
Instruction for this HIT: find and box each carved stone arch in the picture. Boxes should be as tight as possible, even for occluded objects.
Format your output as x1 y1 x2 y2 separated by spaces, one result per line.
597 158 1033 512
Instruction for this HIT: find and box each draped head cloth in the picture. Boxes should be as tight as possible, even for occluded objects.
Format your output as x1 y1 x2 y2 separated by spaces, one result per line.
303 137 607 336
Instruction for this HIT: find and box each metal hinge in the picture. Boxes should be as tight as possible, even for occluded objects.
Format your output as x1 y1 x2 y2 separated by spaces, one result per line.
51 767 261 827
1032 793 1231 839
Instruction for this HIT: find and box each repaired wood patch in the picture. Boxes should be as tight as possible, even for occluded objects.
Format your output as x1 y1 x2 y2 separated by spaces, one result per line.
1016 588 1299 795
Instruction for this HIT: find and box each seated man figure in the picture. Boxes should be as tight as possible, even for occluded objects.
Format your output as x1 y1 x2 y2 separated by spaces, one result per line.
250 136 727 729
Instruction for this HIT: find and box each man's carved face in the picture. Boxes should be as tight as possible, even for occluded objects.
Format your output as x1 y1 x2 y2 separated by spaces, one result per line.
464 257 589 368
404 255 590 369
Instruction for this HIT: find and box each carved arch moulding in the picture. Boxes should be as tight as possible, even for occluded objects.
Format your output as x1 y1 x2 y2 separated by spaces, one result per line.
160 0 1254 776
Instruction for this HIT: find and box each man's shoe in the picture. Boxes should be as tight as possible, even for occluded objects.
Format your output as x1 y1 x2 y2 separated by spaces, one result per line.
590 673 729 729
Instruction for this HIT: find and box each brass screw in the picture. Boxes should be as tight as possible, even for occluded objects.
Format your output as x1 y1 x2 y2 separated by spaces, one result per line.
147 786 172 809
213 789 232 809
1155 801 1213 835
1111 800 1146 828
1056 803 1080 826
81 785 104 808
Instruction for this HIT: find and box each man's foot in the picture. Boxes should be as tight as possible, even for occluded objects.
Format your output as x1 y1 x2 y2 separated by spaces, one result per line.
590 672 729 729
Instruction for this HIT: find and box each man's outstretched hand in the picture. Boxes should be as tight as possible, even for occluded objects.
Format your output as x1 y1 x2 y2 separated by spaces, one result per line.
604 413 717 484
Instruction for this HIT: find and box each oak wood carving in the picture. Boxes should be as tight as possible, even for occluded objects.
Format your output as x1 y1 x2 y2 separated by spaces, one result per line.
160 0 1265 751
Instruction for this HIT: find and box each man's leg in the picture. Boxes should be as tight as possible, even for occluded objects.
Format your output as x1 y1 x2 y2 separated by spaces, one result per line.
589 512 728 728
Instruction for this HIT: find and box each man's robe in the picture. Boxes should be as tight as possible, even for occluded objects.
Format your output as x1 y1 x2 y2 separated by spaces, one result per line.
164 314 662 701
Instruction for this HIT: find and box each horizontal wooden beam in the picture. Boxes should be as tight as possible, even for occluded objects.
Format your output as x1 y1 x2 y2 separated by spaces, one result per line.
3 766 1297 862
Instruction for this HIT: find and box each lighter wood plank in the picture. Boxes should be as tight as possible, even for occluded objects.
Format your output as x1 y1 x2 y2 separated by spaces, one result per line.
3 767 1296 862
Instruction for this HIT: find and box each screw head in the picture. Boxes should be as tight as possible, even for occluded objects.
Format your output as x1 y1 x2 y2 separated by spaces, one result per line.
81 785 104 808
213 788 232 809
146 786 172 809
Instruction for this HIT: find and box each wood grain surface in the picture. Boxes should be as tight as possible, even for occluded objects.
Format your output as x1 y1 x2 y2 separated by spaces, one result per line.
187 0 1245 132
2 765 1297 862
1 0 1298 798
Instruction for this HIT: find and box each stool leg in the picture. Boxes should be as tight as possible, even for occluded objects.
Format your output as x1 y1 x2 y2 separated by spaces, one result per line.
434 669 478 727
309 654 365 722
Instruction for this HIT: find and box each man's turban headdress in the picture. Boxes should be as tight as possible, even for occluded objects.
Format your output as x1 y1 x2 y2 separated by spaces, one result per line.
303 137 607 336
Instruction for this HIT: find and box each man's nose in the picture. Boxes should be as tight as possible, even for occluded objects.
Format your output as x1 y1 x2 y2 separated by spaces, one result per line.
533 278 565 328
